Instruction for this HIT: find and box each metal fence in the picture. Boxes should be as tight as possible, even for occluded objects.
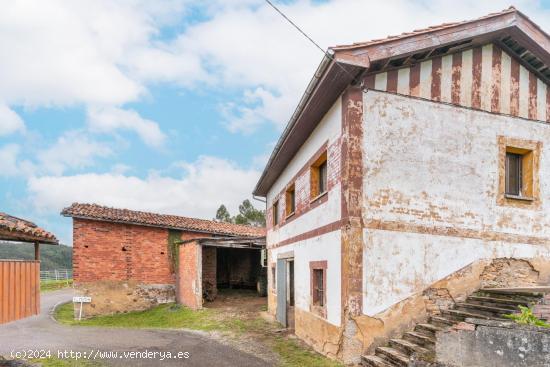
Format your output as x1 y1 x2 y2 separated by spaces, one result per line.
40 269 73 282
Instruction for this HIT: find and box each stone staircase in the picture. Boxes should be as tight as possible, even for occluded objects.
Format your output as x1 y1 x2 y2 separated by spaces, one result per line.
361 288 545 367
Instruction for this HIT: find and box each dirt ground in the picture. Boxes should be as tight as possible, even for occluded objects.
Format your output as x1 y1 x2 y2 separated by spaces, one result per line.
203 289 283 363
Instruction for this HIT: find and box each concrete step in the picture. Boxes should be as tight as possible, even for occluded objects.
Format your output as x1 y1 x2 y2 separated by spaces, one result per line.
375 347 410 367
389 338 431 356
362 354 395 367
415 323 442 336
403 331 436 347
467 295 531 307
455 302 515 317
442 308 502 322
429 315 455 327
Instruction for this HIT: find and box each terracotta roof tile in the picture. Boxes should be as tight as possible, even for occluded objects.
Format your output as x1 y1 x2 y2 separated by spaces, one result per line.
332 7 518 50
61 203 266 238
0 213 58 244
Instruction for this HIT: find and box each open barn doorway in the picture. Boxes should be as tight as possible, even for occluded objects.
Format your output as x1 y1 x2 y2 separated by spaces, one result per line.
199 236 267 307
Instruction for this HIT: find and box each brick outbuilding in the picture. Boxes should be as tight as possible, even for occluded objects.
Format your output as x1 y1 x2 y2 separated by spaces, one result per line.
62 203 265 316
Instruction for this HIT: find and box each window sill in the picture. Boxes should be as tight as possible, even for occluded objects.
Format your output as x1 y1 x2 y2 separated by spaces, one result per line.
310 191 328 204
285 212 295 220
505 194 534 202
310 304 327 319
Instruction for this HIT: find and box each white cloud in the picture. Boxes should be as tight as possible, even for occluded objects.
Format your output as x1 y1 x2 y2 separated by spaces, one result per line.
87 106 166 147
28 156 261 219
38 130 112 175
0 104 25 136
0 0 188 107
162 0 550 131
1 0 549 136
0 144 34 177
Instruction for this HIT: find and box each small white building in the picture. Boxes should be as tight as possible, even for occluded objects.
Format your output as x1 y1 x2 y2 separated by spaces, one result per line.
253 7 550 364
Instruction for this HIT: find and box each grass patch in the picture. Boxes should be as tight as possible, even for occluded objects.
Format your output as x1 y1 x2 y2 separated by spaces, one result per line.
54 301 343 367
41 279 73 292
55 302 260 332
273 337 343 367
29 357 101 367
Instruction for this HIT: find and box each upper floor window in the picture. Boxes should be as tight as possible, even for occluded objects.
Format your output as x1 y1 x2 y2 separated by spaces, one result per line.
285 184 295 217
505 152 523 196
505 147 534 200
272 200 279 226
498 136 541 207
310 151 328 199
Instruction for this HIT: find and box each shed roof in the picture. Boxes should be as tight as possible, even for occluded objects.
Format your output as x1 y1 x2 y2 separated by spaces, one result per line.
0 213 58 244
253 7 550 197
62 203 266 238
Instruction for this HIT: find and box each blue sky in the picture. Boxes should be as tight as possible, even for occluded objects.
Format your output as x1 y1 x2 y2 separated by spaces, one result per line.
1 0 549 245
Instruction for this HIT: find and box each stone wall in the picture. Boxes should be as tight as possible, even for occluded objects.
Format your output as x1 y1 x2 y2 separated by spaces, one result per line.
74 281 175 317
437 319 550 367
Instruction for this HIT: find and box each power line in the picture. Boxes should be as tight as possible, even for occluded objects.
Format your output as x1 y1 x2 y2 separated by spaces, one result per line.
263 0 357 79
263 0 327 57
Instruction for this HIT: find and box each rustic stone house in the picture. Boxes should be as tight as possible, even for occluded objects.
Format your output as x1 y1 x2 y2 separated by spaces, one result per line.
253 7 550 365
62 203 265 316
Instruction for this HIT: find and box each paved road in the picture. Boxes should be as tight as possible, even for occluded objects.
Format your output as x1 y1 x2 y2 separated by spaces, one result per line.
0 289 270 366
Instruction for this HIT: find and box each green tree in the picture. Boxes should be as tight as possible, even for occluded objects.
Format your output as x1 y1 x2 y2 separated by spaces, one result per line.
215 204 232 223
233 199 265 227
214 200 265 227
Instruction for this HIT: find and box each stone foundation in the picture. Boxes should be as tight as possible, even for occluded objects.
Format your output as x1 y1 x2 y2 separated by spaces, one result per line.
347 257 550 363
437 319 550 367
73 281 175 318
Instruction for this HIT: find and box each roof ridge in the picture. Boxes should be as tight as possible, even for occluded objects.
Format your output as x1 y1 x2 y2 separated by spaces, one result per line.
331 7 518 51
63 203 261 229
61 203 266 237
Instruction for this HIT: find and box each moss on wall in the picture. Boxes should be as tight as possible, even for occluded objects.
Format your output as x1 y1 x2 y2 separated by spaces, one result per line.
167 230 182 273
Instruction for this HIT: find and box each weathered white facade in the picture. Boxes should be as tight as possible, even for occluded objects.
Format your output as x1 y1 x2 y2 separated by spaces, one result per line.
267 98 343 336
255 8 550 364
362 90 550 316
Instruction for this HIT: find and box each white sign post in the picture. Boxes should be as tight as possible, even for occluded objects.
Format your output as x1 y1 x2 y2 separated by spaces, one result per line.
72 296 92 321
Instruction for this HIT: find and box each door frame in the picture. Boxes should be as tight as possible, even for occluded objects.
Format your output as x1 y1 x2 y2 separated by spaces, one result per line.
276 251 294 328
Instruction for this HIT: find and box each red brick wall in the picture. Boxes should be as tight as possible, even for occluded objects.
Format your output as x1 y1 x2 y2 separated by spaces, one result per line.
177 241 201 309
202 247 217 300
73 218 205 285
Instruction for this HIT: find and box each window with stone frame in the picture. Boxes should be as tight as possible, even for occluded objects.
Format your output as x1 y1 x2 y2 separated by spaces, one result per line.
310 151 328 200
498 136 541 208
309 260 327 318
272 200 279 226
285 184 296 217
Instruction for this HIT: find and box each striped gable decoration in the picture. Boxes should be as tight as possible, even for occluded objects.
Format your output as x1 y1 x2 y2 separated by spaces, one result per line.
364 44 550 122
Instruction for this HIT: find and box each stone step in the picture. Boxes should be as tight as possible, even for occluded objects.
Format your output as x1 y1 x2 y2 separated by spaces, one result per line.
375 347 410 367
455 302 515 316
442 308 502 322
429 315 455 327
362 354 395 367
467 295 531 307
415 323 442 336
389 338 431 356
403 331 436 347
477 288 545 300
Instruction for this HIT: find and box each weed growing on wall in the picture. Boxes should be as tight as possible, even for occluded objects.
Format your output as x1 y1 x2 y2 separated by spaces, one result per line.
505 305 550 328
